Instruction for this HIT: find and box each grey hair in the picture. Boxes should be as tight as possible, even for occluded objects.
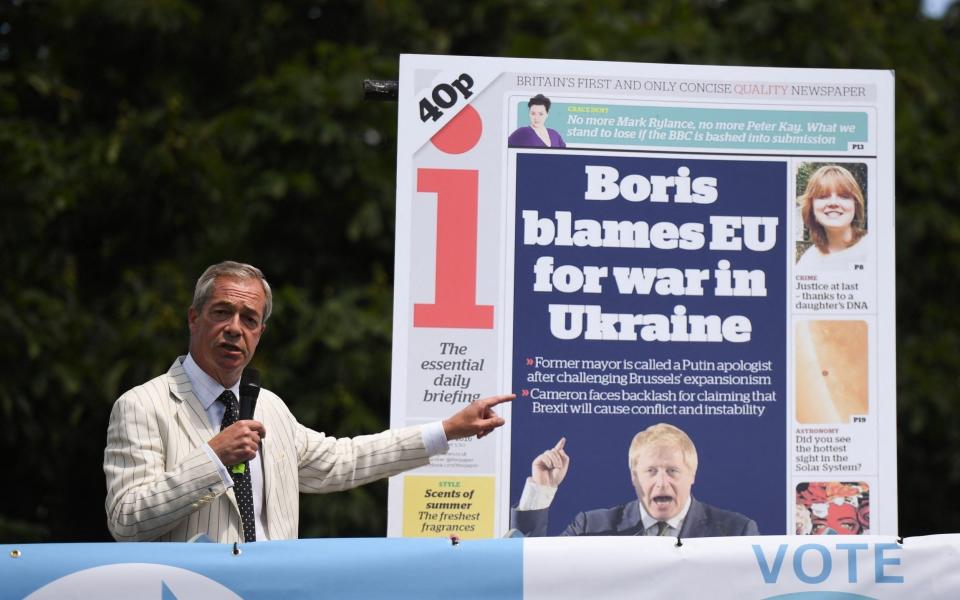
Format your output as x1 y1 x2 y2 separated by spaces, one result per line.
191 261 273 323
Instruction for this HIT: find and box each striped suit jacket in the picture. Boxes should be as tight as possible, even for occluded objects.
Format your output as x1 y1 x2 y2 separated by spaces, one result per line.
104 358 429 542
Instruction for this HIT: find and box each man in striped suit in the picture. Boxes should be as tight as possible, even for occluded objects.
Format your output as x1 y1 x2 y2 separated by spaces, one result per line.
104 261 512 542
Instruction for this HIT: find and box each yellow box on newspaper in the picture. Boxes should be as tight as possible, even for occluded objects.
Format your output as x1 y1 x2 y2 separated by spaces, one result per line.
402 475 494 539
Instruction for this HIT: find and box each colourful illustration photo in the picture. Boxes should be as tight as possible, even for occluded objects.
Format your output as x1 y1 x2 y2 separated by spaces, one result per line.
795 481 869 535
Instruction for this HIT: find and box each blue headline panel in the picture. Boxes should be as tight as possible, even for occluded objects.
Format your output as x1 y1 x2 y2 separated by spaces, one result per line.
510 152 787 535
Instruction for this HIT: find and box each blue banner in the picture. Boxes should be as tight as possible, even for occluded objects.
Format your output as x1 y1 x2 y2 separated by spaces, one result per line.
4 536 958 599
3 538 523 599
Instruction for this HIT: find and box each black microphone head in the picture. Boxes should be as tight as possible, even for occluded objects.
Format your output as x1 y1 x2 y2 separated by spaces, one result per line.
239 368 261 420
240 368 260 394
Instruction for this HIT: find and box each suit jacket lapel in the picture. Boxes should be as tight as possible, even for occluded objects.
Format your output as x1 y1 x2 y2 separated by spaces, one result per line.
617 500 647 535
680 498 707 538
168 358 216 449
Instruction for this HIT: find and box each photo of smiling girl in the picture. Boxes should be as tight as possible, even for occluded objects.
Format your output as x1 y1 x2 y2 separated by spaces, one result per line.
795 163 869 270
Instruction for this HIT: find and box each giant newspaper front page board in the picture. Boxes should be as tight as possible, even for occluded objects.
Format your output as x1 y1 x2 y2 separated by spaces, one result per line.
388 55 895 539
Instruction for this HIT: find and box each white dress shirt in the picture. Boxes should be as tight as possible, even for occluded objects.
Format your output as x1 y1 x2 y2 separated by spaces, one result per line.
636 495 691 536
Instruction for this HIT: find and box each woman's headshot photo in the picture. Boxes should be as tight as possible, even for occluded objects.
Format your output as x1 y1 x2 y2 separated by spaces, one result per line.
507 94 566 148
795 163 869 270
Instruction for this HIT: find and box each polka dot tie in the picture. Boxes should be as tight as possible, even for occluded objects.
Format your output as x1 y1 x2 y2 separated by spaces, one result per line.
218 390 256 542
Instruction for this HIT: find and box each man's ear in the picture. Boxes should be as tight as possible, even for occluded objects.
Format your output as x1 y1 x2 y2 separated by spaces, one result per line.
187 306 197 331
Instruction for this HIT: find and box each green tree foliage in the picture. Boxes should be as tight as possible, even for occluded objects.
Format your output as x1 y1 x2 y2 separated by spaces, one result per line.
0 0 956 541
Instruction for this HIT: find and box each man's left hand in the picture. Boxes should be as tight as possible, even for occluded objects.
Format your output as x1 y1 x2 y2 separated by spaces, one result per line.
442 394 514 440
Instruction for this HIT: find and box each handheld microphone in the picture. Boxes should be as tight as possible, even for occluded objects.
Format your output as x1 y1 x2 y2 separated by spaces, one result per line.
239 368 261 421
230 368 262 477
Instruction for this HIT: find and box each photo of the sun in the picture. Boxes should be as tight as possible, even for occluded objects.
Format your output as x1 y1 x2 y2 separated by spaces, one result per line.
795 320 868 423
